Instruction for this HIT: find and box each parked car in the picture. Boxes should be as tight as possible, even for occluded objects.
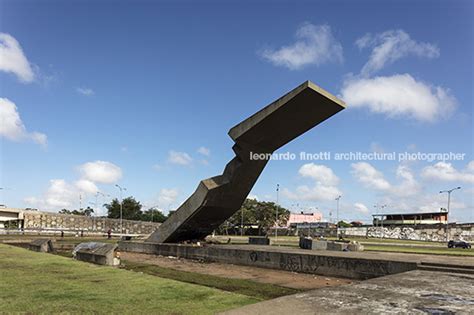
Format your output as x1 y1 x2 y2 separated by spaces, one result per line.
448 240 471 249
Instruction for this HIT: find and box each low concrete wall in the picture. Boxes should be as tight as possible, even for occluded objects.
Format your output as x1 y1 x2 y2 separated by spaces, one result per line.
18 210 161 235
118 242 417 280
339 223 474 242
75 243 118 266
28 239 54 252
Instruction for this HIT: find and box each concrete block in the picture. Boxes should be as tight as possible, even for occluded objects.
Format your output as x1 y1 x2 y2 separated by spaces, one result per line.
249 236 270 245
347 243 364 251
327 241 348 251
299 238 327 250
28 239 54 253
74 243 119 266
312 240 328 250
299 237 312 249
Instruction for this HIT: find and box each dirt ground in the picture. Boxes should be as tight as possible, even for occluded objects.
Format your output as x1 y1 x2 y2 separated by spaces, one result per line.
121 252 354 290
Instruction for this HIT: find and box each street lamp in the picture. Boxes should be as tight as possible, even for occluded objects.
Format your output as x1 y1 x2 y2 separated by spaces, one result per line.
241 206 244 237
115 184 127 235
440 186 461 242
96 191 110 216
275 184 280 242
335 195 341 238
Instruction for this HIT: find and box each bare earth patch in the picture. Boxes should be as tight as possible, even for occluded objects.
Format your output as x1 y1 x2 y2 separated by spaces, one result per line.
120 252 353 290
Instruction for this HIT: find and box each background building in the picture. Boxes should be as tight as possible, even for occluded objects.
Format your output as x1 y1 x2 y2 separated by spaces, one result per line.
372 211 448 226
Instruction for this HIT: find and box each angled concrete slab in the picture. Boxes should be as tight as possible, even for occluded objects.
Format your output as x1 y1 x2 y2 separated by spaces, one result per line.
28 239 54 253
147 81 345 243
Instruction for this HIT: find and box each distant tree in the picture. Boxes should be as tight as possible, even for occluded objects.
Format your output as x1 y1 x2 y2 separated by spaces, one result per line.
59 207 94 216
59 209 72 215
337 220 351 228
220 198 290 235
142 208 167 223
104 197 143 220
82 206 94 217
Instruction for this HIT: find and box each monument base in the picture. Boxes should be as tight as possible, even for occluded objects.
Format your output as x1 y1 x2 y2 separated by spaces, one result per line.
118 241 417 280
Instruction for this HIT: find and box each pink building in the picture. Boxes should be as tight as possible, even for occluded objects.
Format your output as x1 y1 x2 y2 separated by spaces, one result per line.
286 212 322 227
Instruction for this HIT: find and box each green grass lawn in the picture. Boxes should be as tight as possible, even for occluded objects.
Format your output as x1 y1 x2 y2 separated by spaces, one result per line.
0 244 258 314
122 260 300 300
364 245 474 256
227 235 473 256
229 235 447 246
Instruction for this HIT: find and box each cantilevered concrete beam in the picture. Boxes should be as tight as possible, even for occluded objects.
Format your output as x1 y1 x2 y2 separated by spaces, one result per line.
147 81 345 243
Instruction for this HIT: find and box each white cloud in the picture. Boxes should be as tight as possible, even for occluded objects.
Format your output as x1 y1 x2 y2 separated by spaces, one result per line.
0 33 35 83
25 161 122 211
284 184 342 202
283 163 342 201
25 178 100 210
158 188 178 207
356 30 439 76
383 192 468 216
259 23 343 70
468 161 474 172
78 160 122 184
370 142 385 153
168 150 192 165
197 146 211 156
354 203 369 214
31 132 48 147
351 162 391 190
23 196 42 207
44 179 78 208
421 161 474 183
247 194 258 200
352 162 420 197
353 164 472 221
0 98 47 147
354 33 372 50
391 165 421 197
74 179 98 194
298 163 339 186
340 74 456 122
0 98 27 141
76 87 95 96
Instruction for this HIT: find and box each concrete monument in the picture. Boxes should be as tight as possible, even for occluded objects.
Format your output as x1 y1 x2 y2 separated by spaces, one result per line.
147 81 345 243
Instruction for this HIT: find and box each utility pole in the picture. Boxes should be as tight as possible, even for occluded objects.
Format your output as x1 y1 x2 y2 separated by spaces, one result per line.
115 184 127 236
335 195 341 238
241 206 244 237
440 187 461 242
275 184 280 242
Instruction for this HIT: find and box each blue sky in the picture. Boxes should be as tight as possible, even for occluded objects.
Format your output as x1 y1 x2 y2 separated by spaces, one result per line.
1 0 473 223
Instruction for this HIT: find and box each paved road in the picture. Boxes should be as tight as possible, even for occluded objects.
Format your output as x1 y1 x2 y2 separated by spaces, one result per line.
222 270 474 315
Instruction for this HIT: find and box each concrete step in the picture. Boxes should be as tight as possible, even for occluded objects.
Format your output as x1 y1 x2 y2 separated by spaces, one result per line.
419 261 474 270
417 264 474 275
